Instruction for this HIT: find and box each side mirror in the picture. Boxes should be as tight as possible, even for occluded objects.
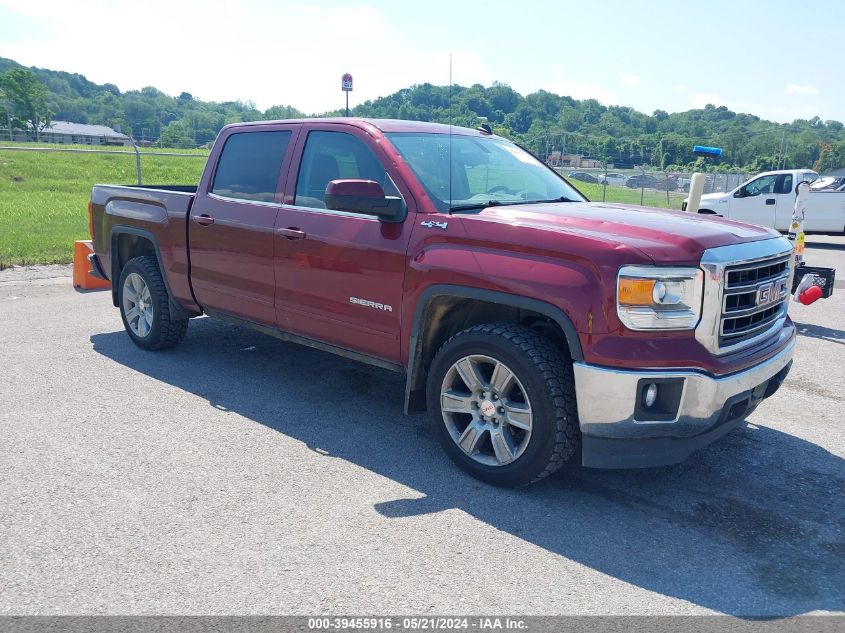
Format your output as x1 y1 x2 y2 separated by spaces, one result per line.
325 179 405 222
733 187 745 198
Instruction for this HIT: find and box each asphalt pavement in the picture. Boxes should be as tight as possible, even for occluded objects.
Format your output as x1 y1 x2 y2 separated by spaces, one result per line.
0 239 843 616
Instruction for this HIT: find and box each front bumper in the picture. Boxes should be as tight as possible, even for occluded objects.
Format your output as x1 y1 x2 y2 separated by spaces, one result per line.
574 337 795 468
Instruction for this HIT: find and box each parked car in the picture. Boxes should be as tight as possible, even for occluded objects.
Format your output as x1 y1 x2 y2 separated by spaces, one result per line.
655 177 679 191
567 170 599 184
674 176 692 193
88 118 796 486
625 174 659 189
597 172 627 187
684 169 844 233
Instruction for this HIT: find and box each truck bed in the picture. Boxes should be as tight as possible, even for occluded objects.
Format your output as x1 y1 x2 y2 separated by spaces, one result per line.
90 184 199 311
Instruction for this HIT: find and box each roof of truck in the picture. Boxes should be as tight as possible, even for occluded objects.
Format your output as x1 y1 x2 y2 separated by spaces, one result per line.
229 117 488 136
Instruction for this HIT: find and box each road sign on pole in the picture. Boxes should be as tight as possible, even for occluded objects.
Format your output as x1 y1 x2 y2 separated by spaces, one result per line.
342 73 353 117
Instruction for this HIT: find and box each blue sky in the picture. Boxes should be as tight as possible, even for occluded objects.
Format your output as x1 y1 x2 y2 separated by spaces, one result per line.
1 0 842 123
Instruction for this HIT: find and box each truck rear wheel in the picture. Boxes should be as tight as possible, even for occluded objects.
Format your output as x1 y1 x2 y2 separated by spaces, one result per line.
426 323 580 486
118 256 188 350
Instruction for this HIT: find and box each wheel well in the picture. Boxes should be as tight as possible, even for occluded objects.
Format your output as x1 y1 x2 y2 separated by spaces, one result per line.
111 232 157 306
405 296 574 412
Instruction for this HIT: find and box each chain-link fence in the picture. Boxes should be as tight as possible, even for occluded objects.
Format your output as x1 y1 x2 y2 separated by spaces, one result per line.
527 132 752 210
0 142 209 185
1 135 751 210
545 160 748 210
555 166 750 208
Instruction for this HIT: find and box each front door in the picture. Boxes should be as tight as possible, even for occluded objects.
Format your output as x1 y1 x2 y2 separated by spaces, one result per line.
731 173 778 228
189 127 297 325
273 127 414 363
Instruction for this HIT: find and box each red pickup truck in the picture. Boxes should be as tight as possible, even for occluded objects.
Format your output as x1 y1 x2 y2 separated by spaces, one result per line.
87 118 796 486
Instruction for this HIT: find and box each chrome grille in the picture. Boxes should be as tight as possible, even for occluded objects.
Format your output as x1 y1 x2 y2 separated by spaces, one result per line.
719 254 791 349
696 238 794 356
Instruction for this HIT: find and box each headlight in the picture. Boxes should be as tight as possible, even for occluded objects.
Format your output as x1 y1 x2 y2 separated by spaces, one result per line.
617 266 703 330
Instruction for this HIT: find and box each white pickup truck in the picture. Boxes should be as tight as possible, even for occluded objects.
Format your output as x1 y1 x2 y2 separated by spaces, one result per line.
683 169 845 233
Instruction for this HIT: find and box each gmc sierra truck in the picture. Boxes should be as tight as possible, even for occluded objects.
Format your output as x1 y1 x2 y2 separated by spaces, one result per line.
87 118 796 486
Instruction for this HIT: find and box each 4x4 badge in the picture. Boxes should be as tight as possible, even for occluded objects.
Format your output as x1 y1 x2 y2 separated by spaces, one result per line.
421 220 448 230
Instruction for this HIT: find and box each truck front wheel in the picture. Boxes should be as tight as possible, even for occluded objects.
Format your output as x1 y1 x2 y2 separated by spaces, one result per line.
118 256 188 350
426 323 580 486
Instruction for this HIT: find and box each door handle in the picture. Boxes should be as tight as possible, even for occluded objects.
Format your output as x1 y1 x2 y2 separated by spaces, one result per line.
193 214 215 226
277 227 306 240
765 198 776 205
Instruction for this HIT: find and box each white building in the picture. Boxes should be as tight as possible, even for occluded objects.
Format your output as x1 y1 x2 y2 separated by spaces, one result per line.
10 121 131 146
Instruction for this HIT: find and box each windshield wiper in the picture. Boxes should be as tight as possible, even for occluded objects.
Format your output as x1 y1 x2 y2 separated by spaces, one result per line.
448 196 575 213
512 196 574 204
448 200 505 213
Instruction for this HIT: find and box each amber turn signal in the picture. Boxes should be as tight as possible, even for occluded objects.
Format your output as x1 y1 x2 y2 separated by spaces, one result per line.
618 278 656 306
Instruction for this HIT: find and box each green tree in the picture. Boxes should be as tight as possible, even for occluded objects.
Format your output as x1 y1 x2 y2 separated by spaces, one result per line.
159 120 193 148
263 104 305 120
0 68 52 139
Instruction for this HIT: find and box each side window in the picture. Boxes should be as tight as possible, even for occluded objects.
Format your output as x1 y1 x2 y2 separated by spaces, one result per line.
746 175 777 196
780 174 793 194
294 130 394 209
211 131 291 202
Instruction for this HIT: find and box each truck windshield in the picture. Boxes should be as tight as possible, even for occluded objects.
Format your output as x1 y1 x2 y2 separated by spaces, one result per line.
386 132 584 212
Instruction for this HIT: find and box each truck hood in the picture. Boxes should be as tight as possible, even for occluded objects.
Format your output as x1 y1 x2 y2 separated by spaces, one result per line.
473 201 778 264
700 191 729 202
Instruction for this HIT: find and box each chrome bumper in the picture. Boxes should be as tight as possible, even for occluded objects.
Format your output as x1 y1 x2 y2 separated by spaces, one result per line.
573 338 795 468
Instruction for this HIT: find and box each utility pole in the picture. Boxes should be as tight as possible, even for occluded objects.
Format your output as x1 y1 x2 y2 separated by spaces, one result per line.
4 103 11 142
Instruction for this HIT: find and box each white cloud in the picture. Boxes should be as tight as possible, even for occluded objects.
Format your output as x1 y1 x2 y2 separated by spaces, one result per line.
546 81 617 105
785 83 819 96
0 2 493 114
690 92 823 123
690 93 729 109
619 72 641 87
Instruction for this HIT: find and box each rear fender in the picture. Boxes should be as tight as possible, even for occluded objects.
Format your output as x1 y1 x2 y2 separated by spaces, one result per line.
109 226 198 319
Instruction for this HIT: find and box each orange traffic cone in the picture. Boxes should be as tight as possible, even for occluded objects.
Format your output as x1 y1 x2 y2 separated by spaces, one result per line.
72 240 111 290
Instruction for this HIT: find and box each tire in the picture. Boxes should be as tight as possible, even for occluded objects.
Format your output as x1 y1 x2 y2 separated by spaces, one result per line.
426 323 580 487
118 255 188 350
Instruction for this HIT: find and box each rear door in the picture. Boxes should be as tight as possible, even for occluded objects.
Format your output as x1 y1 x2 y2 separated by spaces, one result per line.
730 174 778 228
189 125 299 324
273 125 415 363
805 189 845 233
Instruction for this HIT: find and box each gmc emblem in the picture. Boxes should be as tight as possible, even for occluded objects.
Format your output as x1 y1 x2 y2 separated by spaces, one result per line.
756 280 786 307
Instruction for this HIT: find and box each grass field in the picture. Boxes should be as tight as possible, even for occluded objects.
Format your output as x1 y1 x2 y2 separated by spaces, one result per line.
0 144 686 267
0 145 206 267
571 181 687 210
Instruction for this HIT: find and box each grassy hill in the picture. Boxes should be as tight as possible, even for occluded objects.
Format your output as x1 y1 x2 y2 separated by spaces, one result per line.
3 56 844 171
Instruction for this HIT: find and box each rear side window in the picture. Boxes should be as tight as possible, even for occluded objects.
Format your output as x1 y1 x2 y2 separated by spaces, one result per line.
211 131 291 202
